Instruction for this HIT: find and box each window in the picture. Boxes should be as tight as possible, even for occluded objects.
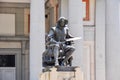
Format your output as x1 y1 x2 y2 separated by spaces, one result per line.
82 0 95 25
0 14 15 35
0 55 15 67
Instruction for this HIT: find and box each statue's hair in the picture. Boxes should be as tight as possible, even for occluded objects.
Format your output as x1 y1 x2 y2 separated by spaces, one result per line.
57 17 68 25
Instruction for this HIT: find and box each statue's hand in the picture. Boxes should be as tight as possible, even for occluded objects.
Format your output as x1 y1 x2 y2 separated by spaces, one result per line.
56 42 65 46
56 42 62 45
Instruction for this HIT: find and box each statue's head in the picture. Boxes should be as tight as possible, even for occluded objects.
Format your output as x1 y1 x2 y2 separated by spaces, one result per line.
57 17 68 27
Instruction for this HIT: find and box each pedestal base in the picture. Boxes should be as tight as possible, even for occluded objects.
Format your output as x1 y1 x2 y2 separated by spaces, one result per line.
40 66 83 80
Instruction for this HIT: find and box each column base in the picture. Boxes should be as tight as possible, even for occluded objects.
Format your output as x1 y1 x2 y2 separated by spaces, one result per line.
40 66 83 80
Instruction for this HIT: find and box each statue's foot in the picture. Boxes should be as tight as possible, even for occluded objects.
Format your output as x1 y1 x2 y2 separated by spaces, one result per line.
60 62 65 66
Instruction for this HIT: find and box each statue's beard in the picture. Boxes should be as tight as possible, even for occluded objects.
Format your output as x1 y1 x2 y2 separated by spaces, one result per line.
59 23 65 27
60 25 65 27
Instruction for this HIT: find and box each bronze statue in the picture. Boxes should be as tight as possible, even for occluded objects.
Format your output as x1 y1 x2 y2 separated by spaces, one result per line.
42 17 76 67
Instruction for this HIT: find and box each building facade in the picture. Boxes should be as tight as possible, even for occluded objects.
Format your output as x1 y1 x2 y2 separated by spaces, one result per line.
0 2 30 80
0 0 120 80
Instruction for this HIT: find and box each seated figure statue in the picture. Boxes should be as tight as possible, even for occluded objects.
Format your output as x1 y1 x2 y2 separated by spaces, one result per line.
42 17 75 67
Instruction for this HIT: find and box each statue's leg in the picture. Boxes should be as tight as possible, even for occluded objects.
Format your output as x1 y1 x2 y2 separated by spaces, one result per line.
68 56 73 66
53 44 59 66
62 46 75 66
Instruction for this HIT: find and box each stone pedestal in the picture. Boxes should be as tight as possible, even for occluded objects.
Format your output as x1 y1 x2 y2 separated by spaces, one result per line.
40 67 83 80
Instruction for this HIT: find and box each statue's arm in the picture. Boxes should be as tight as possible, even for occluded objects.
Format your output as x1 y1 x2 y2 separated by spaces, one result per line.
66 27 74 38
48 28 57 44
65 27 74 45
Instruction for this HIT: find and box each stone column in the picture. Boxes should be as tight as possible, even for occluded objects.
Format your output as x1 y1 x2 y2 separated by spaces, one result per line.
95 0 106 80
106 0 120 80
68 0 83 67
30 0 45 80
59 0 69 18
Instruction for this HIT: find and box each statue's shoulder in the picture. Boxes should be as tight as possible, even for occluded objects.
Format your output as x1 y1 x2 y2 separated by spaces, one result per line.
64 25 69 30
50 27 56 31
